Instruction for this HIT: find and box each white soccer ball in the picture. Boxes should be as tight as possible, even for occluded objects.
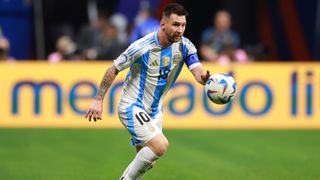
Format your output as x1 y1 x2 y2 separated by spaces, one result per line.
205 73 237 104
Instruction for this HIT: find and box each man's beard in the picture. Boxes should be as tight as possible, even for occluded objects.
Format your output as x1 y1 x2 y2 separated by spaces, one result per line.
166 33 181 43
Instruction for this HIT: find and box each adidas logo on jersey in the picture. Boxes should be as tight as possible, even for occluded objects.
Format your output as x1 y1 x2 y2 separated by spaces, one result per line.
150 60 159 66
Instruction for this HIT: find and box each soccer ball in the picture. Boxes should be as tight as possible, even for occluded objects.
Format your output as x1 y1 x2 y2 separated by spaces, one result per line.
205 73 237 104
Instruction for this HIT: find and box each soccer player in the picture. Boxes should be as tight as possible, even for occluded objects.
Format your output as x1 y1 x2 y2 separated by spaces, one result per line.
85 3 211 179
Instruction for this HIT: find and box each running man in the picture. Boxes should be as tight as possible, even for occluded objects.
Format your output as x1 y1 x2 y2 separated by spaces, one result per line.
85 3 211 179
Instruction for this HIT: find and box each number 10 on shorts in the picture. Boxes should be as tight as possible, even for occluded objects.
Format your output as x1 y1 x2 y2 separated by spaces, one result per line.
135 112 151 125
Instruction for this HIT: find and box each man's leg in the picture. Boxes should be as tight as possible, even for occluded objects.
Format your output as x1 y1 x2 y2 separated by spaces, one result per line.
121 145 156 180
119 145 143 179
120 134 169 180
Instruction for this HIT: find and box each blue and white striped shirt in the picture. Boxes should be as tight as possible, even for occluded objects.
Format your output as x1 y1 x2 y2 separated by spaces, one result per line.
114 31 201 116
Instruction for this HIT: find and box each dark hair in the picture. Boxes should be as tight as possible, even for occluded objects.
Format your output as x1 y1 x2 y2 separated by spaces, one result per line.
162 3 189 18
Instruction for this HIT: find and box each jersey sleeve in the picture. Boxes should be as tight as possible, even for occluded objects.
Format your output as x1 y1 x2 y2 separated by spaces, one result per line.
182 37 201 70
113 51 132 71
113 42 141 71
114 35 153 71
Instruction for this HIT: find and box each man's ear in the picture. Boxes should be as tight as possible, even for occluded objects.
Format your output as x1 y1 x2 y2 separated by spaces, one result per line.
160 18 166 27
160 19 167 31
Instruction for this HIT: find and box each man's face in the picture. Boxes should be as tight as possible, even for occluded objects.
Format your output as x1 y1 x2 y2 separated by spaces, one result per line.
215 12 231 32
161 14 186 43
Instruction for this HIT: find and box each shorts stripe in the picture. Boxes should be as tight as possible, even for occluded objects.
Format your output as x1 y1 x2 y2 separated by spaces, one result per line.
125 105 141 144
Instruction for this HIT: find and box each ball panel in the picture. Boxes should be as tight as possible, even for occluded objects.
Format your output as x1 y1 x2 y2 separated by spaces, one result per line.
205 73 237 105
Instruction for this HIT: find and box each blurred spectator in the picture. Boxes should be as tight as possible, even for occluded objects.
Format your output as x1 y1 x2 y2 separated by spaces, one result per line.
110 13 128 45
200 10 249 65
0 36 15 61
48 23 75 56
87 19 126 60
47 36 81 63
128 5 160 44
76 11 109 59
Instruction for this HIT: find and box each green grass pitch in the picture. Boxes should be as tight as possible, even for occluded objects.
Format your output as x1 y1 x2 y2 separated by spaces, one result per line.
0 129 319 180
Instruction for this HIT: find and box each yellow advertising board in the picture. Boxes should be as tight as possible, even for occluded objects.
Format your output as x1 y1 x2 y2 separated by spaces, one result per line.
0 62 319 129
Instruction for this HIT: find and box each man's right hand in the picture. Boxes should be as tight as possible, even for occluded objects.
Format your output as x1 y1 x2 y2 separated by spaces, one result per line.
85 99 103 122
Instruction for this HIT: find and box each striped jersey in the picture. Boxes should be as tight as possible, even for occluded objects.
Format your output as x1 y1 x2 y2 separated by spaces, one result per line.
114 31 201 117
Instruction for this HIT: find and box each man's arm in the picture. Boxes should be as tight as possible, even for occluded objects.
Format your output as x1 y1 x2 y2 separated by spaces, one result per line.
85 64 119 121
95 64 119 100
190 65 211 85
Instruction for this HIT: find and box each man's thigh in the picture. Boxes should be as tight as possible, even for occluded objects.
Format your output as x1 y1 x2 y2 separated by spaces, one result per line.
119 105 162 146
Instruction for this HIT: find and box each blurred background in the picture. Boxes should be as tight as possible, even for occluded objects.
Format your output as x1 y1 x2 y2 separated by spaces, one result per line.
0 0 319 61
1 1 320 179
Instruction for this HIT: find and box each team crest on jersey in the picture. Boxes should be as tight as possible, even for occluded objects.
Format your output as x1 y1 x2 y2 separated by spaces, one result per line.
162 56 170 66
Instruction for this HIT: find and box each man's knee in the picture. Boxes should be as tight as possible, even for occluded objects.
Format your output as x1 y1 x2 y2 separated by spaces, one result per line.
147 134 169 156
156 139 169 156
